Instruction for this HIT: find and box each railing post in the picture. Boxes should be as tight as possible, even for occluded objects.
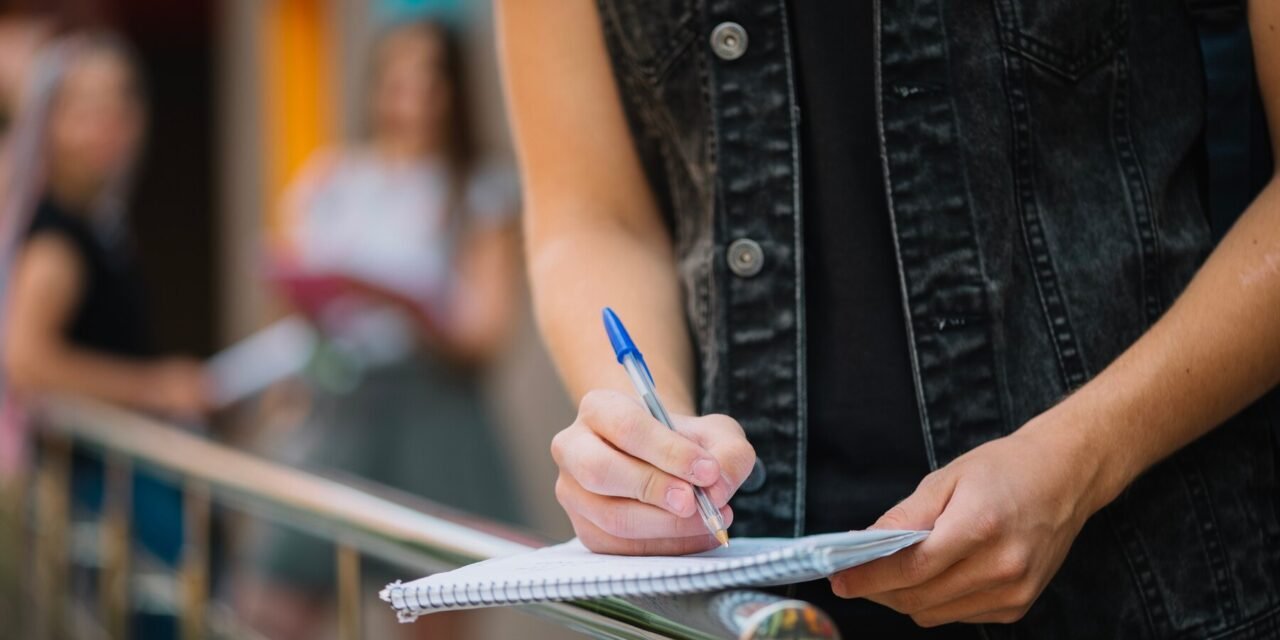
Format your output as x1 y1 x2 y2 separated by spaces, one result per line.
33 432 71 640
180 479 211 640
99 453 132 639
336 543 361 640
0 470 28 637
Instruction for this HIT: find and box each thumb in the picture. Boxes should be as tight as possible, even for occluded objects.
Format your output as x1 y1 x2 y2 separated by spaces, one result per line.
870 471 956 531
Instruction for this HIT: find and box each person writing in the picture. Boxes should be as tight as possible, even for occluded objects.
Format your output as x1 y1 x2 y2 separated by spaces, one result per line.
498 1 1280 637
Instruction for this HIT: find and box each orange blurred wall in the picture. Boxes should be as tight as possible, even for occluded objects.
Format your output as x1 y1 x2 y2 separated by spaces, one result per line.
261 0 336 235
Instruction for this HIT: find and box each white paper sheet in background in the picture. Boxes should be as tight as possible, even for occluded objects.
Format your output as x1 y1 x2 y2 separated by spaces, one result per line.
206 315 318 407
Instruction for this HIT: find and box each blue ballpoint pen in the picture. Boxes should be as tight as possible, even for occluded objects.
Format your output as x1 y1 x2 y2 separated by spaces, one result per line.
602 307 730 547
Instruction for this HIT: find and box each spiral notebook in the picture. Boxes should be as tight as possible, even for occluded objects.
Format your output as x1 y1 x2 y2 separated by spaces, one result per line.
380 529 927 621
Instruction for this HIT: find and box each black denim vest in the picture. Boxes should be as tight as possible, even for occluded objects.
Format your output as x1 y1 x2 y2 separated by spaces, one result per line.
597 0 1280 636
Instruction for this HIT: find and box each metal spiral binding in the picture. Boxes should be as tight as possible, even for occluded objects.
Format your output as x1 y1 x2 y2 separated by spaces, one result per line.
396 540 833 613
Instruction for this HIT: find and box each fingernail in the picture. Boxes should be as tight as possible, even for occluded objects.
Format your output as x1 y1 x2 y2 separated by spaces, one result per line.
691 458 718 484
666 487 693 514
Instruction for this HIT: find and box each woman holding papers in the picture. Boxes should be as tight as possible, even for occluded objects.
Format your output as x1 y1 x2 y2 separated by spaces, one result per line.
0 33 210 434
0 31 209 639
500 0 1280 638
240 19 523 640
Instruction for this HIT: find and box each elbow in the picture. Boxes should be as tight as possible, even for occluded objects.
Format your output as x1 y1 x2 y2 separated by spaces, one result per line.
2 342 48 394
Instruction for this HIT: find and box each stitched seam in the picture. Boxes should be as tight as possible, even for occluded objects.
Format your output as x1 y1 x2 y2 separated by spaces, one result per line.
1111 51 1165 322
1200 601 1280 640
695 0 717 416
1178 456 1242 625
1105 501 1173 636
936 0 1013 439
776 0 806 538
994 0 1091 390
995 0 1130 82
600 0 697 84
875 0 938 471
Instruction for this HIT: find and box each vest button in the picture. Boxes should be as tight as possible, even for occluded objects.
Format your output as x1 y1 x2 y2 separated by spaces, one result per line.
727 238 764 277
710 22 748 60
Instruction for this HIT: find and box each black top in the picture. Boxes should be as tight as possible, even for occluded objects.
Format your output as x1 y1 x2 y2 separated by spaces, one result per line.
25 197 150 358
789 3 973 637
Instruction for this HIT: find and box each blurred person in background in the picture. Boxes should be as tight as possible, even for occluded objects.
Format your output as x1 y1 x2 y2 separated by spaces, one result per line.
238 19 522 640
0 31 211 639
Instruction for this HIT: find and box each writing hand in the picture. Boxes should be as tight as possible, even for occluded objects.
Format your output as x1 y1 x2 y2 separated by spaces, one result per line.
551 389 756 555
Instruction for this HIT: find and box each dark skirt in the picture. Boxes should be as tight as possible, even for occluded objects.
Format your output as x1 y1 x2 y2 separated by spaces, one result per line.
251 352 524 590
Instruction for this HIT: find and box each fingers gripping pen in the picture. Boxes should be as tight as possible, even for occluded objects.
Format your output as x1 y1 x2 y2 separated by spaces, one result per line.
602 307 730 547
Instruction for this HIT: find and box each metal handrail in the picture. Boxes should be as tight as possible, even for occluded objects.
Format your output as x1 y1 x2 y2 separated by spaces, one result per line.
29 395 840 640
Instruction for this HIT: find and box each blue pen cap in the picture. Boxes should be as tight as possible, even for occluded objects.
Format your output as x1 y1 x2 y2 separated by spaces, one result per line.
602 307 642 364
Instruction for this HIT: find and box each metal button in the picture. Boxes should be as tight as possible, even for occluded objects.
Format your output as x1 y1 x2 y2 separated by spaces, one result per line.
727 238 764 277
710 22 748 60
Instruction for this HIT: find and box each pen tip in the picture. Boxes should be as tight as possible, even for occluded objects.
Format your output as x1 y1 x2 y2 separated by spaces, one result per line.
715 530 730 547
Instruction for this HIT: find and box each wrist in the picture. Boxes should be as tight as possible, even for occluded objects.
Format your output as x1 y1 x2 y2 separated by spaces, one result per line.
1017 393 1141 517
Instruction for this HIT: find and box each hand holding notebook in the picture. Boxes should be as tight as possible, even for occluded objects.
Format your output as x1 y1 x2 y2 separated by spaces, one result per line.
380 529 927 621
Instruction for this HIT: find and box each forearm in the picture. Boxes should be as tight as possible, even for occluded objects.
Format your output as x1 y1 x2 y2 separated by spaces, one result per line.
528 210 695 413
1042 178 1280 514
6 344 163 411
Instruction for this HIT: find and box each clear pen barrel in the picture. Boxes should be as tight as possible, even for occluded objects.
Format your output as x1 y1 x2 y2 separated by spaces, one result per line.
622 355 726 535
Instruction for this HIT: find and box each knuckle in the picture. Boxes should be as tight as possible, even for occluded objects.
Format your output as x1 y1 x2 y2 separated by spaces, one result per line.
916 471 942 492
578 389 607 421
971 510 1004 542
578 455 611 493
1009 581 1041 610
553 475 574 508
639 467 663 504
549 430 569 464
580 390 622 432
576 526 610 553
705 413 745 436
730 440 756 475
600 504 633 538
911 613 944 628
606 404 645 448
996 547 1031 582
878 505 911 529
660 435 689 470
898 547 930 583
995 608 1028 624
829 574 851 599
893 589 927 614
911 611 942 627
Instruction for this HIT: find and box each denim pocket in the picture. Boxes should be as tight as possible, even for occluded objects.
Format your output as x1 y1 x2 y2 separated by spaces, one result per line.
597 0 697 83
993 0 1129 81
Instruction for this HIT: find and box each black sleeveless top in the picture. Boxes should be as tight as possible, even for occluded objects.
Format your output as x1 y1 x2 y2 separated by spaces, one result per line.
25 197 151 358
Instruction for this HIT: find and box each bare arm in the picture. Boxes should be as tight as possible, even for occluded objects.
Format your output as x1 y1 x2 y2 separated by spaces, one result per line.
498 0 754 554
1064 0 1280 502
3 235 208 417
498 0 692 409
833 3 1280 625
